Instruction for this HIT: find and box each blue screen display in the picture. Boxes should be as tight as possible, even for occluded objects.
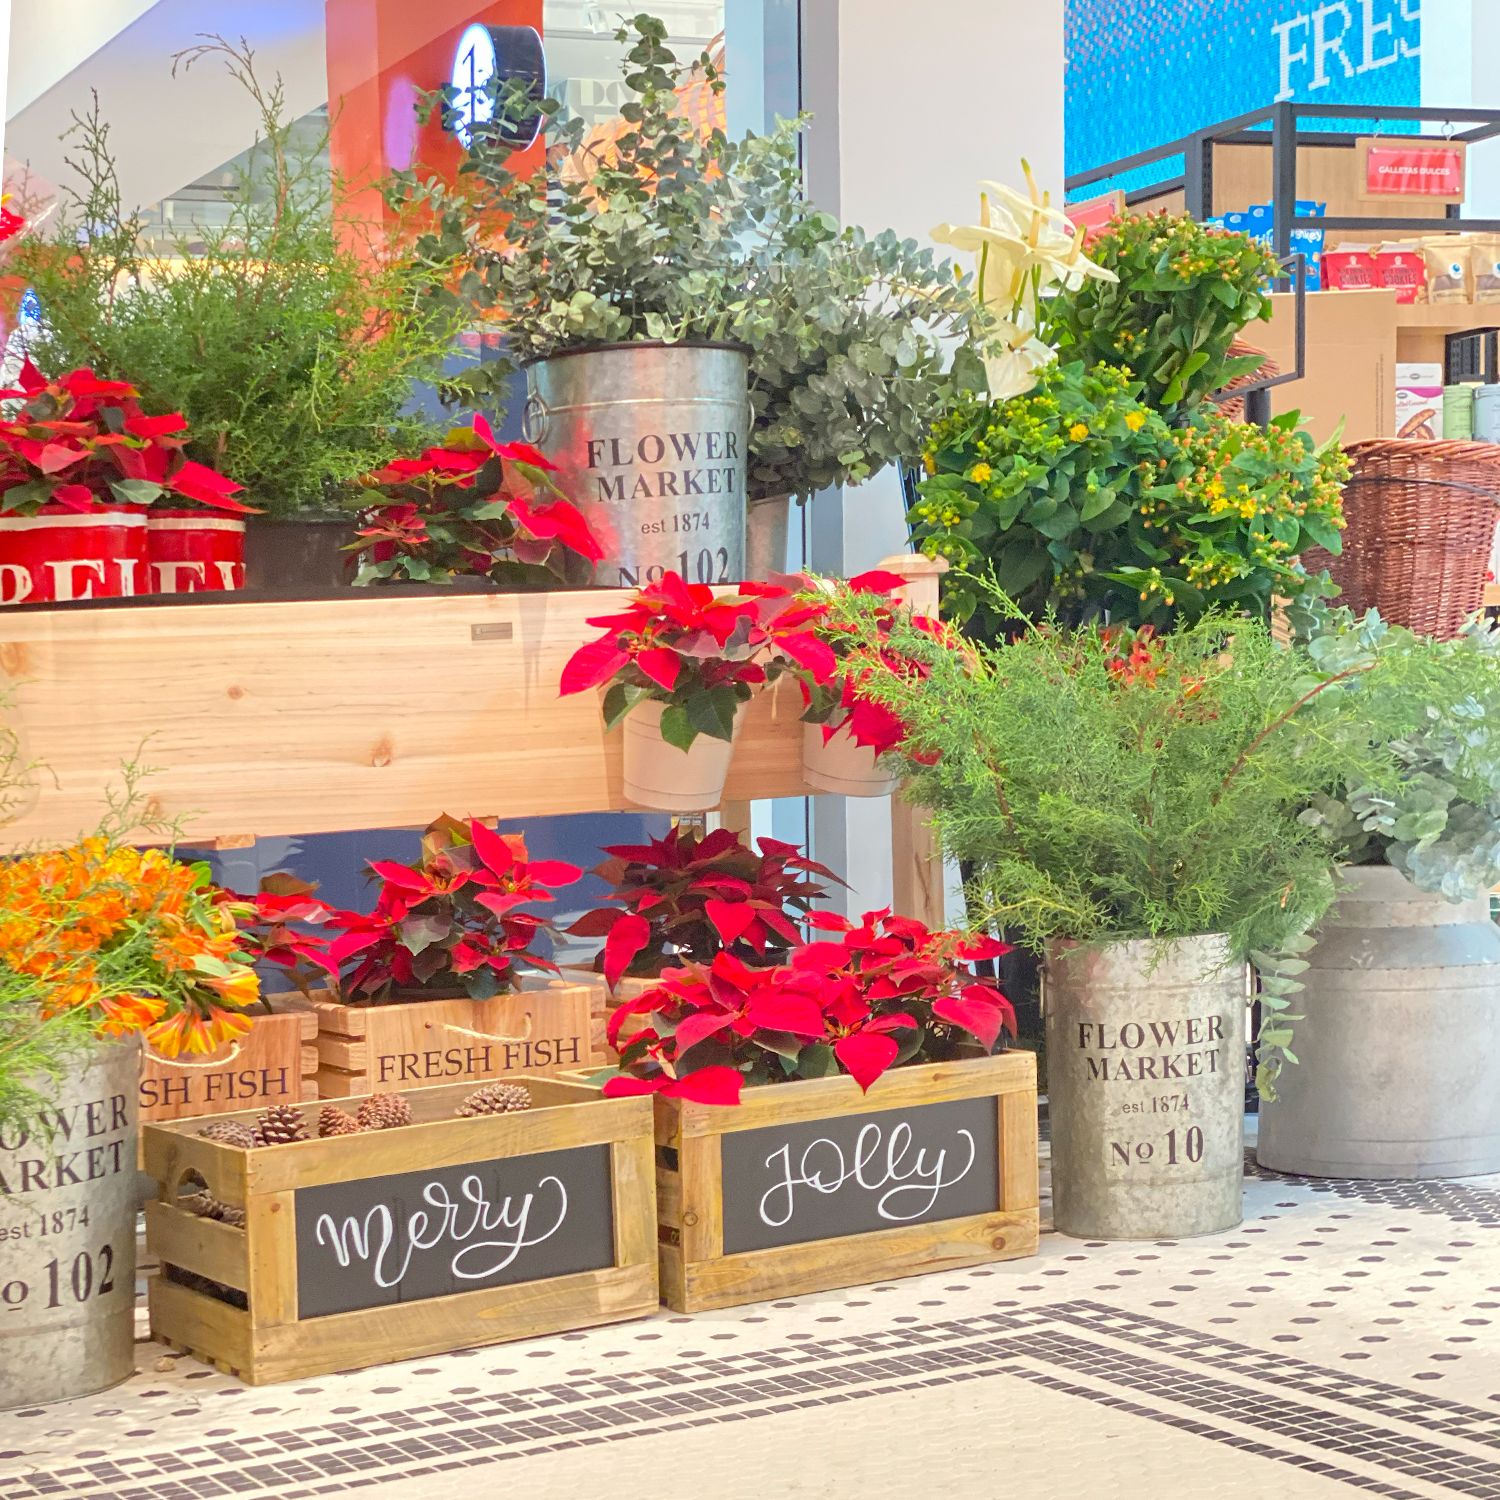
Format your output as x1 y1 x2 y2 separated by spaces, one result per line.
1066 0 1422 186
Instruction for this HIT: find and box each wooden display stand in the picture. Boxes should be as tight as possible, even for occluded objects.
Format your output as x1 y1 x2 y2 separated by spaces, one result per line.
654 1052 1039 1313
0 557 947 933
143 1076 657 1383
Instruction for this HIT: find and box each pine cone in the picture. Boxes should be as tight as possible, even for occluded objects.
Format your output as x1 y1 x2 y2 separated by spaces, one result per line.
198 1119 259 1150
456 1082 533 1117
356 1092 412 1131
255 1103 309 1145
181 1191 246 1229
318 1104 363 1138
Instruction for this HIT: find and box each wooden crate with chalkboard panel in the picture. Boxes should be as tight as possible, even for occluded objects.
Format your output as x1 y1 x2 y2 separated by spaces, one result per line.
141 1076 657 1384
654 1051 1038 1314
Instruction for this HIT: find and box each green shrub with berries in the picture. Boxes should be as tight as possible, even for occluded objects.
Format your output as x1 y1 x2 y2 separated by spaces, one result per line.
1049 212 1282 413
913 359 1348 640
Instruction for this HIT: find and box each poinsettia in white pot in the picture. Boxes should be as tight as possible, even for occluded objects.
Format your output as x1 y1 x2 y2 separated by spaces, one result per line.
559 571 829 812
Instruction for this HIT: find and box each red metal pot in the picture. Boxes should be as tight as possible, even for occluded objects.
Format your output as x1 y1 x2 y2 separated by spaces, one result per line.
0 508 148 605
146 510 246 593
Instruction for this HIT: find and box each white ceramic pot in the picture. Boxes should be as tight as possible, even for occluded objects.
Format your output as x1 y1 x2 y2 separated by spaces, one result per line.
622 699 743 811
802 721 898 797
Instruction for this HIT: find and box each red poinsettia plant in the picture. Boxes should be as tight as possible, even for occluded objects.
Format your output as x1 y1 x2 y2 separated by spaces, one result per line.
250 815 581 1004
773 569 957 759
600 908 1015 1105
352 414 602 586
566 825 846 988
559 571 832 752
0 361 250 516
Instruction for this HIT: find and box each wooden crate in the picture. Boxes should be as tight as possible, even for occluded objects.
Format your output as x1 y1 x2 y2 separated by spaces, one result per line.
275 978 599 1099
143 1076 657 1383
139 1009 318 1125
562 966 656 1064
655 1051 1038 1313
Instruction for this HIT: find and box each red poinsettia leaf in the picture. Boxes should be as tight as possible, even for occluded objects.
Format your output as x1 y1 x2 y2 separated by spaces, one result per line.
566 907 620 938
865 1011 919 1035
803 910 853 932
933 988 1012 1051
660 1066 743 1105
560 638 630 695
166 459 248 509
34 441 86 474
603 911 652 990
674 1010 733 1055
496 438 557 472
473 890 530 917
744 990 826 1038
756 907 802 945
602 1074 667 1098
848 569 909 596
957 935 1014 962
49 483 97 513
125 412 188 438
834 1031 900 1092
527 859 582 887
703 898 756 946
467 819 520 879
367 860 432 894
776 632 838 681
634 646 681 692
635 890 665 913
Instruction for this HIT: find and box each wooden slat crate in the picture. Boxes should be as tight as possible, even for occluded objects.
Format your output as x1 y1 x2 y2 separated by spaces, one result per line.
273 978 599 1098
561 967 656 1064
139 1009 318 1124
143 1076 657 1383
654 1051 1038 1313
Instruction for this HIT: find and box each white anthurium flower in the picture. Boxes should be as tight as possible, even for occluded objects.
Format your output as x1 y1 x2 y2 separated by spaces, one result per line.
983 318 1056 400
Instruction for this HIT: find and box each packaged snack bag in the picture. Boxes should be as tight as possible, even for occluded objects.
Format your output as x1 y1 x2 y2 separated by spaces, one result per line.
1421 238 1471 302
1322 247 1379 290
1373 244 1426 304
1470 234 1500 302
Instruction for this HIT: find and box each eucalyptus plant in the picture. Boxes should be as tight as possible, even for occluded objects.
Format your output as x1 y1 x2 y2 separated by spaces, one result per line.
398 14 988 502
1292 602 1500 900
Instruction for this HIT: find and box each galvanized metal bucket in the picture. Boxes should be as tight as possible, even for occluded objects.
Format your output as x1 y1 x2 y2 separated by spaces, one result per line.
0 1039 140 1407
1258 864 1500 1180
1044 934 1246 1240
745 493 791 579
524 341 750 588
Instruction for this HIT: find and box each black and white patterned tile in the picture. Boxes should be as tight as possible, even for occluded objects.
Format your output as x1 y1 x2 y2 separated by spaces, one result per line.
0 1129 1496 1499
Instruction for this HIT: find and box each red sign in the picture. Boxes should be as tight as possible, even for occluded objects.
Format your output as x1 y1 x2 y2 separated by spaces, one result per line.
1066 190 1125 244
1363 142 1466 198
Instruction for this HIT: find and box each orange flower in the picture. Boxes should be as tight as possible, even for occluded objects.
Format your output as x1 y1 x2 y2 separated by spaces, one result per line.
145 1004 252 1058
96 991 166 1036
205 966 260 1011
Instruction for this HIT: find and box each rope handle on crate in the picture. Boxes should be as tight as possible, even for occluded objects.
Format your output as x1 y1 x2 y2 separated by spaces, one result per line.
144 1041 243 1068
424 1012 534 1046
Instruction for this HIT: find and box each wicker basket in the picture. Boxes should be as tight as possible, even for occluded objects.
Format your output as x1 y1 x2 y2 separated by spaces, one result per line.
1301 439 1500 639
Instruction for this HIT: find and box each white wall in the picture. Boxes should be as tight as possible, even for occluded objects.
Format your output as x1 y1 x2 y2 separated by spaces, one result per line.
1419 0 1500 217
801 0 1065 916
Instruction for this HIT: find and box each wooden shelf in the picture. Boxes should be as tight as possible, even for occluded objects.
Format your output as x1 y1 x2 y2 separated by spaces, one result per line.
1395 301 1500 333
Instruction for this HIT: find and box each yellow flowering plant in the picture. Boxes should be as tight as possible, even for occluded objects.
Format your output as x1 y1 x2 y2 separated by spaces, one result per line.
912 359 1347 639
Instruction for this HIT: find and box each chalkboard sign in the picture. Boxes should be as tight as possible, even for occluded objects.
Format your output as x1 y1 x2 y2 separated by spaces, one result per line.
294 1144 614 1318
719 1096 999 1255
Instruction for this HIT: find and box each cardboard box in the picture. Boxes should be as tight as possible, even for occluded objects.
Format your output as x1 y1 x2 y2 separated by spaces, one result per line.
1257 289 1398 444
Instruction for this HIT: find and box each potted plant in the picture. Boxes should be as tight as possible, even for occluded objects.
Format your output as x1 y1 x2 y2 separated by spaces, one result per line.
0 815 260 1406
558 570 823 811
594 909 1037 1309
1257 603 1500 1180
831 594 1397 1239
350 415 603 588
9 39 473 590
398 17 785 585
781 568 953 795
255 816 599 1095
563 823 842 1060
0 362 249 603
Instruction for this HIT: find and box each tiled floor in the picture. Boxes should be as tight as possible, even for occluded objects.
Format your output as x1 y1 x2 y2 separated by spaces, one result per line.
2 1125 1498 1500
